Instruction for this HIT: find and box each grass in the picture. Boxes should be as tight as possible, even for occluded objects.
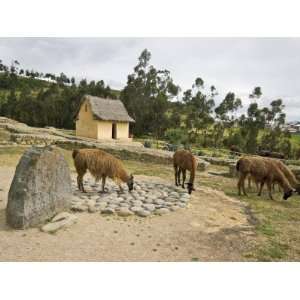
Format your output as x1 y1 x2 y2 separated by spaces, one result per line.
290 133 300 148
0 129 11 141
2 145 300 261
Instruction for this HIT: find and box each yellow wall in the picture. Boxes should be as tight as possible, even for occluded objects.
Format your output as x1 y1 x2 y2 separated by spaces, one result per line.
75 100 98 139
76 99 131 140
116 122 129 139
97 121 113 139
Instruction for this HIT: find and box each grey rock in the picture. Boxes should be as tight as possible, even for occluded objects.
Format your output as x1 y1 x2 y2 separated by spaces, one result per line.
130 206 143 213
71 204 88 212
88 204 99 213
155 208 170 215
132 200 143 207
143 198 154 204
117 208 134 217
97 202 108 210
6 146 72 229
154 199 164 205
170 205 180 211
101 208 115 214
136 210 151 217
143 204 156 211
52 212 74 222
41 214 77 233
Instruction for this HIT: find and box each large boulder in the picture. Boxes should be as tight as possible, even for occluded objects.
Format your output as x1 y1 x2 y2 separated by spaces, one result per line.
6 146 72 229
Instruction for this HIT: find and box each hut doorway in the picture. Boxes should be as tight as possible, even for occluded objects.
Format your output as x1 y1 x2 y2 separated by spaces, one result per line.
112 123 117 139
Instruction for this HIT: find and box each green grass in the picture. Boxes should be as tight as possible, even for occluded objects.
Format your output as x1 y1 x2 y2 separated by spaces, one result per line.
290 133 300 148
0 129 10 141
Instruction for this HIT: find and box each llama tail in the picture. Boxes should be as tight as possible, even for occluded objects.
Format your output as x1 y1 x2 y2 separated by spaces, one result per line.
72 149 79 160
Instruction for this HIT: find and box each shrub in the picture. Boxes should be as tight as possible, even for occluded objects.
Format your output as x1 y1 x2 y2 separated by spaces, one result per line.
143 140 152 148
165 128 188 145
198 150 206 156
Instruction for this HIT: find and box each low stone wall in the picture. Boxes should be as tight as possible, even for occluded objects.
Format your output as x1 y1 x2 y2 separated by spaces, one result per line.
10 133 65 146
9 132 209 171
288 165 300 181
57 139 209 171
200 155 237 167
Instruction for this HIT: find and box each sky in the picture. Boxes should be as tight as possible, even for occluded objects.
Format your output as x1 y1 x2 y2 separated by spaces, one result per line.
0 37 300 121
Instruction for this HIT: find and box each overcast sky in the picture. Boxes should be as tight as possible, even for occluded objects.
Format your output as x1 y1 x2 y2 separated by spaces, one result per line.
0 38 299 121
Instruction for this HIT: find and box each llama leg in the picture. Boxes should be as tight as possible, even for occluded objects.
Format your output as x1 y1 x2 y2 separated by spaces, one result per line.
242 177 248 196
258 181 265 197
267 181 274 200
248 176 251 190
101 176 107 192
182 169 186 189
237 174 247 196
178 168 181 186
255 181 259 192
77 173 86 193
174 166 178 186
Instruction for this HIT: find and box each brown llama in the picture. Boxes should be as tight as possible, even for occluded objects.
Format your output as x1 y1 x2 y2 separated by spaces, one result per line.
173 149 198 194
72 149 134 193
236 156 295 200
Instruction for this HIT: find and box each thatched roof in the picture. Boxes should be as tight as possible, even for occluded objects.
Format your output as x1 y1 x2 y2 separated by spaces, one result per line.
77 95 135 123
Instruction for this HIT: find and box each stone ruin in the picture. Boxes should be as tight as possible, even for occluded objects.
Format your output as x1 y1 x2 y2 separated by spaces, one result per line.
70 178 191 217
5 144 193 233
6 146 72 229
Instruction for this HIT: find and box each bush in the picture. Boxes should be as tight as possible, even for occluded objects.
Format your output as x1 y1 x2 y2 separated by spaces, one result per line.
143 140 152 148
163 143 181 152
165 128 188 145
198 150 206 156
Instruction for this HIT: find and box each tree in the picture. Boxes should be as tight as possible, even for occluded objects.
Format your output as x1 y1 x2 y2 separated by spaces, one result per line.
214 91 242 147
249 86 262 102
183 78 216 146
121 49 179 138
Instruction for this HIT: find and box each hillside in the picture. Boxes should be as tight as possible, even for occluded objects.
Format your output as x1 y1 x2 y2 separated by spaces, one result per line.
0 71 119 130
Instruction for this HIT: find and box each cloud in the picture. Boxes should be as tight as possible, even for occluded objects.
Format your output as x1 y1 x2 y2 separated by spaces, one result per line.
0 37 299 120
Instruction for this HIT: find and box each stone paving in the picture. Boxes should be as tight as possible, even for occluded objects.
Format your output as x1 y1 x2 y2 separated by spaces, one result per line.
70 178 191 217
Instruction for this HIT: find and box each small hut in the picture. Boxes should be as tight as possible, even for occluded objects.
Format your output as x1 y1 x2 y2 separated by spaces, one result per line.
75 95 135 140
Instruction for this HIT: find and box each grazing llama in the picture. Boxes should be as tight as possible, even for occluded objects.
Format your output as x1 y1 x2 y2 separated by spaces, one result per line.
236 156 294 200
72 149 134 193
173 149 198 194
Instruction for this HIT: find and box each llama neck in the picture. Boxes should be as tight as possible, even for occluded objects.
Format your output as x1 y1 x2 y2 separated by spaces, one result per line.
189 160 196 184
278 171 292 193
119 168 130 183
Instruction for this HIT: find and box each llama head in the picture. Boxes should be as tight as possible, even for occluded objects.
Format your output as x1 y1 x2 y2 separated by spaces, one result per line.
186 182 195 194
127 174 134 191
283 189 293 200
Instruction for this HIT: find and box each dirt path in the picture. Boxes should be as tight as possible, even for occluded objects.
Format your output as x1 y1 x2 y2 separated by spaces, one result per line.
0 168 257 261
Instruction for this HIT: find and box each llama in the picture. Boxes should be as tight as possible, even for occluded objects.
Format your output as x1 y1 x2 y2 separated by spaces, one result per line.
72 149 134 193
173 149 198 194
236 156 294 200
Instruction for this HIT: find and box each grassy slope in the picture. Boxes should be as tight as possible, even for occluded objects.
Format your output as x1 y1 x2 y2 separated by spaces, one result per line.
1 144 300 261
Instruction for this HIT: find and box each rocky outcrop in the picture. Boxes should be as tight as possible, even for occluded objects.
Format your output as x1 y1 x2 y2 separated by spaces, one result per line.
6 146 72 229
